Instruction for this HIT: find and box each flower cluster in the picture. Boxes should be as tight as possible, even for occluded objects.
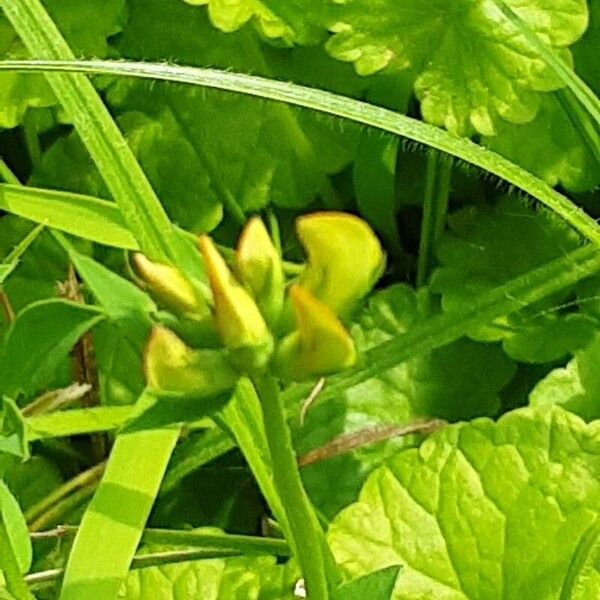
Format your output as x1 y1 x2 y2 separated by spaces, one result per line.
136 212 385 397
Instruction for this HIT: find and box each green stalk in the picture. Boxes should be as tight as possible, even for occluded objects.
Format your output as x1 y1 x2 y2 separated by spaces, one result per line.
252 374 329 600
0 158 20 184
32 526 290 556
417 153 452 286
24 462 105 525
556 88 600 165
1 59 599 248
28 486 96 533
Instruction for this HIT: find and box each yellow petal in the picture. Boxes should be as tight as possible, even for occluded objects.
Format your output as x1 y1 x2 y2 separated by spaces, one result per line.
296 212 385 317
199 235 273 371
145 326 238 396
275 285 356 381
236 217 284 326
132 253 209 320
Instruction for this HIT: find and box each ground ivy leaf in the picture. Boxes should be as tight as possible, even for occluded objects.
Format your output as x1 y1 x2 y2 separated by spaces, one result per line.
328 406 600 600
107 0 356 217
0 0 126 128
296 283 515 518
325 0 588 135
484 94 599 193
121 553 298 599
430 197 597 362
530 332 600 420
182 0 322 43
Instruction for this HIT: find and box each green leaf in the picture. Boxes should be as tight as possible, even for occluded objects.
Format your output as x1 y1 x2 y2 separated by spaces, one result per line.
0 0 126 128
26 405 134 441
328 407 600 599
0 225 43 287
117 111 223 233
56 234 156 319
0 298 105 398
0 218 68 315
297 284 515 518
60 428 179 600
0 398 28 462
430 197 597 362
530 332 600 420
110 0 353 219
326 0 588 135
0 184 138 250
0 0 188 266
333 565 401 600
3 455 62 511
182 0 321 44
122 552 299 599
54 233 156 406
485 94 600 192
216 379 289 535
0 481 31 574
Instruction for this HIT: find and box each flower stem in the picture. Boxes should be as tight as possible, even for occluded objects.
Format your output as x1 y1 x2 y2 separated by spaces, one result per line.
252 374 330 599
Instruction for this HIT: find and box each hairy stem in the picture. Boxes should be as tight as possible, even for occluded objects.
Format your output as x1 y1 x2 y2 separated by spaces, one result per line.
1 59 599 248
252 374 330 600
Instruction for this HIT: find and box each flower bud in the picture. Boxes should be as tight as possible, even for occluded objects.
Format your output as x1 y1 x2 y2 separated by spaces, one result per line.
296 212 385 317
145 326 238 396
199 235 273 371
236 217 284 326
274 285 356 381
132 253 210 322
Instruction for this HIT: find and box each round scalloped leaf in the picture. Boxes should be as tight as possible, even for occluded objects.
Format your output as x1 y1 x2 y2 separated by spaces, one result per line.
325 0 588 135
328 407 600 599
484 94 599 192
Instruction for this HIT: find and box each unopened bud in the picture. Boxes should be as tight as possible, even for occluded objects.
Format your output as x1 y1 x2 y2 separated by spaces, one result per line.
145 326 238 396
274 285 356 381
236 217 284 326
199 236 273 371
133 253 210 322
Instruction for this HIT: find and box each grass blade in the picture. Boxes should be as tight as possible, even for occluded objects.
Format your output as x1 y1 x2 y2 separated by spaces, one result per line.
0 184 137 250
0 223 44 285
0 0 182 264
0 58 598 248
59 428 179 600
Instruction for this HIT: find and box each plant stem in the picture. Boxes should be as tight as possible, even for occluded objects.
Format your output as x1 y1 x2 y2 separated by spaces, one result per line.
417 152 452 287
31 526 290 556
25 462 105 526
556 88 600 166
0 158 20 184
2 59 599 248
28 485 97 533
252 374 330 600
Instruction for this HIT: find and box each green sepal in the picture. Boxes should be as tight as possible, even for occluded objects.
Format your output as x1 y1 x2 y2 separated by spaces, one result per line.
144 326 238 397
296 212 385 317
274 285 357 381
199 235 274 372
236 216 284 327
